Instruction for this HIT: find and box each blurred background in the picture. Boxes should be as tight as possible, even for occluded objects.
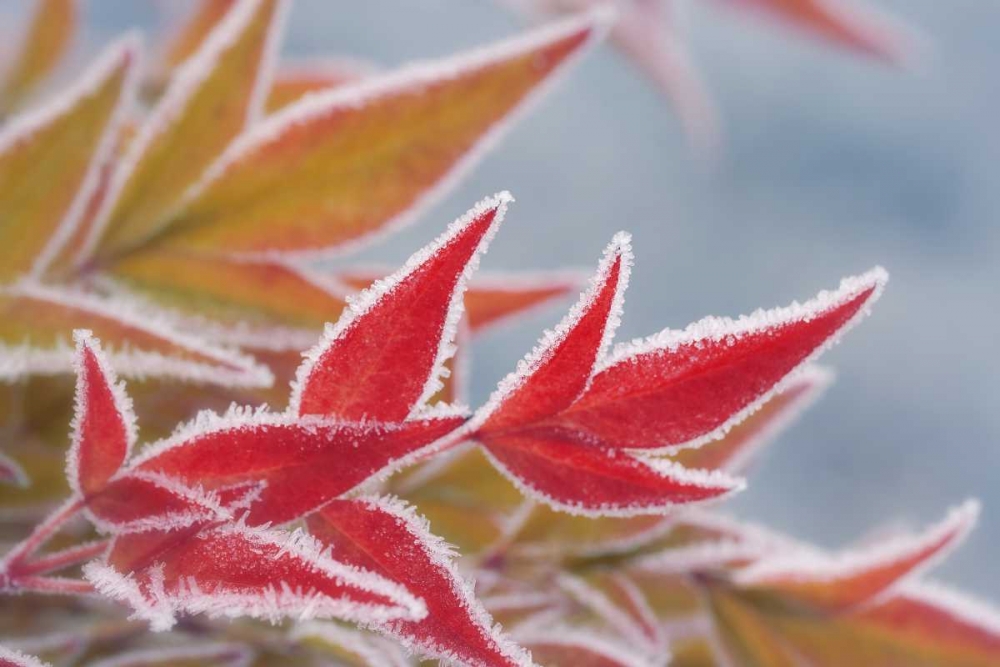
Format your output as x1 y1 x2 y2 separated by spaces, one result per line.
4 0 999 595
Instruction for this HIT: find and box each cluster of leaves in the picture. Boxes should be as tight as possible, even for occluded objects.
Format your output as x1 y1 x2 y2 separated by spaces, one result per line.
0 1 995 667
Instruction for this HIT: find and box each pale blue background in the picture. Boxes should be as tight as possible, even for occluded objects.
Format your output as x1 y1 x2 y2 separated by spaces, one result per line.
4 0 998 596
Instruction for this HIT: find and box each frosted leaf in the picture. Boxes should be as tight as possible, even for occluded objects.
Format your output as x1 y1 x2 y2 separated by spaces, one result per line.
84 522 425 632
471 232 632 432
82 0 289 261
66 330 137 496
130 407 464 526
559 267 888 454
309 495 533 666
84 470 232 535
0 646 50 667
479 441 744 518
0 33 140 280
288 192 510 421
631 540 771 575
0 282 273 388
170 8 613 262
735 500 980 609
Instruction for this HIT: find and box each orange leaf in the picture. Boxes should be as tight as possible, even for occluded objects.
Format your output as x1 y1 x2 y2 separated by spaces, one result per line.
0 0 78 114
105 248 348 344
0 283 271 387
153 10 611 257
736 501 979 613
0 37 137 282
88 0 286 262
265 59 376 114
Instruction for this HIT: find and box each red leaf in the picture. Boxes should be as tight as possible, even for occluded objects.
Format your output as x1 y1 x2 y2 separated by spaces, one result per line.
84 471 229 534
132 411 465 525
480 427 740 516
67 331 136 496
668 365 832 474
309 496 531 667
0 646 49 667
736 500 979 612
468 234 740 515
474 232 631 434
290 194 509 421
727 0 916 64
551 268 887 452
337 268 582 335
84 522 424 632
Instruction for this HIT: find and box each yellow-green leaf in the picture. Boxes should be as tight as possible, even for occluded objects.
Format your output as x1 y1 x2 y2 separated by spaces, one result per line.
106 248 348 341
0 37 136 283
152 11 610 257
0 282 272 387
88 0 285 262
0 0 78 114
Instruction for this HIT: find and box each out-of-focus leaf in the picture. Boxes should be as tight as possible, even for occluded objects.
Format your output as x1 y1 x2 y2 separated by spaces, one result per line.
705 587 798 667
0 284 272 388
393 446 521 554
265 59 375 113
85 643 253 667
724 0 917 64
515 627 656 667
89 0 285 261
0 0 77 115
291 622 408 667
0 450 29 488
153 11 609 257
106 249 348 339
161 0 240 74
736 501 979 613
0 645 51 667
0 38 136 282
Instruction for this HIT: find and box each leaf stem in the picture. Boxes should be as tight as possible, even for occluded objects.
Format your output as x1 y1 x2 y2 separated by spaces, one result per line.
18 539 109 577
1 496 85 573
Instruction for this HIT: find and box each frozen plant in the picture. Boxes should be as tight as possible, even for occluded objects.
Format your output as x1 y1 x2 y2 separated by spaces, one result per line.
0 1 995 666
